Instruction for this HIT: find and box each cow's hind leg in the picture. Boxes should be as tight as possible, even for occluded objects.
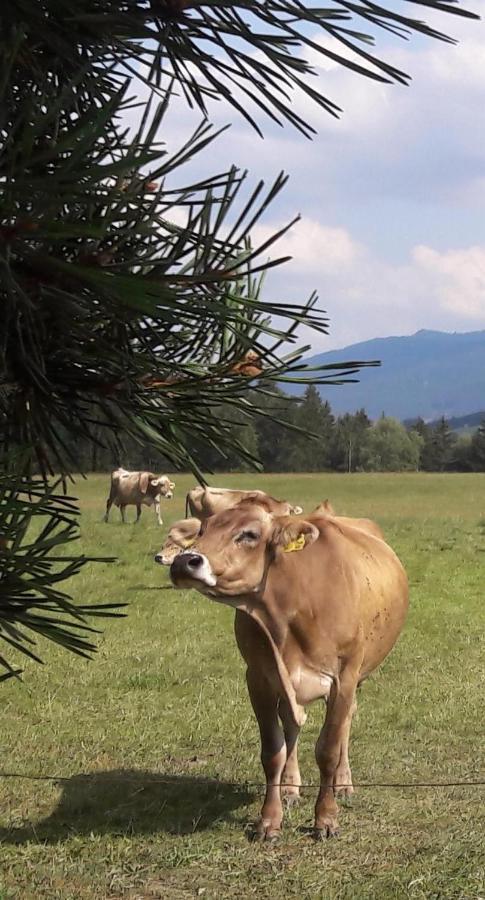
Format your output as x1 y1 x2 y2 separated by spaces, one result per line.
104 488 116 523
135 504 142 523
246 669 286 842
314 664 360 839
104 497 113 523
119 505 126 524
333 698 357 799
279 698 301 807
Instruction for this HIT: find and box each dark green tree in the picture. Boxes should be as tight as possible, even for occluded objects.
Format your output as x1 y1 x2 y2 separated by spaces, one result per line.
421 417 456 471
0 0 477 677
470 419 485 471
447 434 474 472
287 387 335 472
253 388 298 472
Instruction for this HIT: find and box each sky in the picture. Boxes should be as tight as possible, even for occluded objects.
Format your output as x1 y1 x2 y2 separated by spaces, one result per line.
141 1 485 354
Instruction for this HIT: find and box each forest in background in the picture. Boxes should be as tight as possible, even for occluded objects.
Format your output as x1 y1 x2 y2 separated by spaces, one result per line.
72 386 485 475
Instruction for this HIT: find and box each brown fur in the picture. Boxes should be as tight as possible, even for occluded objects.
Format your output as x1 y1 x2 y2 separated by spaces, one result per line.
169 505 408 840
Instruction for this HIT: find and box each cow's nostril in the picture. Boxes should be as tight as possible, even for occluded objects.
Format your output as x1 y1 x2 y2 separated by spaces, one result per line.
154 554 164 565
186 553 203 569
185 553 202 569
170 551 204 578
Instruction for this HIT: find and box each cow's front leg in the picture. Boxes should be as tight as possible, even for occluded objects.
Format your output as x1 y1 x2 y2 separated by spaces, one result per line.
155 499 163 526
119 505 126 524
246 669 286 842
135 504 142 523
333 698 357 798
314 666 359 839
279 698 301 806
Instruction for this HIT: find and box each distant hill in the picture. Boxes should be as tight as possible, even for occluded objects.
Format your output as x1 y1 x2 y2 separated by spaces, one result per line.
405 410 485 434
293 329 485 421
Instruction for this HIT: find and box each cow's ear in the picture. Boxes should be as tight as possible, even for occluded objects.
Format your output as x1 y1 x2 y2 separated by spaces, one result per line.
272 518 319 553
140 472 149 494
313 498 335 516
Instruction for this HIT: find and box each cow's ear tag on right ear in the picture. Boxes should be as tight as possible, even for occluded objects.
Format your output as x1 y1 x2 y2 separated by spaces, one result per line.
283 533 306 553
184 537 196 548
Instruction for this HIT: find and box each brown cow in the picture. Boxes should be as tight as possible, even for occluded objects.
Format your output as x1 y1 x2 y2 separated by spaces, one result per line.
104 468 175 525
166 504 408 841
185 486 302 520
312 499 385 540
155 517 201 566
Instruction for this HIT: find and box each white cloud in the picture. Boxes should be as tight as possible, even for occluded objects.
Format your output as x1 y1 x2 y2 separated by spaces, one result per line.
252 218 362 272
257 221 485 351
413 244 485 318
118 2 485 356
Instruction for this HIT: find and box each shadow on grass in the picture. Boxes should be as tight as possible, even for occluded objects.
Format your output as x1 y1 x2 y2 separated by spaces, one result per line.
127 585 174 591
0 769 254 844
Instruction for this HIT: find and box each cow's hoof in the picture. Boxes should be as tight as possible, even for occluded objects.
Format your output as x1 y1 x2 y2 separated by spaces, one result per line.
250 822 282 843
283 793 301 809
313 824 339 841
334 785 354 802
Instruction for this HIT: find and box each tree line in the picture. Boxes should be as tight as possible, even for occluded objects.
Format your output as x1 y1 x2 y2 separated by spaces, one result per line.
70 386 485 475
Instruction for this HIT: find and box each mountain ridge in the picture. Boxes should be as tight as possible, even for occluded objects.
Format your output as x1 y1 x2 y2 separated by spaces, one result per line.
294 329 485 421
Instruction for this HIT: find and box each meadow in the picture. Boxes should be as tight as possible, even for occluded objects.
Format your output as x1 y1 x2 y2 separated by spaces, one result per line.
0 472 484 900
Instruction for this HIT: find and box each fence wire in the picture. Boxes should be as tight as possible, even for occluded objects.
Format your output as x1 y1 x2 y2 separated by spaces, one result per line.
0 771 484 791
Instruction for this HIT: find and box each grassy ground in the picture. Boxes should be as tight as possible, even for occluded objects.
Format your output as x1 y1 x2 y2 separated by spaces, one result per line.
1 473 484 899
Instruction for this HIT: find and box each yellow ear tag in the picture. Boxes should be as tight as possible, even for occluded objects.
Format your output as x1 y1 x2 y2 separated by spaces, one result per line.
183 537 196 548
283 534 306 553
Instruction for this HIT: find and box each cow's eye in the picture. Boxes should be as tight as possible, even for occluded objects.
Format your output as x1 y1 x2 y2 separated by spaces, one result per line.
236 530 260 543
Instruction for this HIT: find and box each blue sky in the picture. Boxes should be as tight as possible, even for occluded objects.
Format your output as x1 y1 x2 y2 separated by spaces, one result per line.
143 2 485 353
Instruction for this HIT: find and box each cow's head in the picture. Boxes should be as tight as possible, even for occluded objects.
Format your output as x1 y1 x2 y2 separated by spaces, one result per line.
168 505 318 599
141 474 175 498
154 517 200 566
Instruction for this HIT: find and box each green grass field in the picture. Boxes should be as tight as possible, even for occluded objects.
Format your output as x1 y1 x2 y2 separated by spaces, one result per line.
1 473 484 900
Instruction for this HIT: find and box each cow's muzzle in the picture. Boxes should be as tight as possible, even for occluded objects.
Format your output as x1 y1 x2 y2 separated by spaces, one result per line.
170 551 216 588
154 552 169 566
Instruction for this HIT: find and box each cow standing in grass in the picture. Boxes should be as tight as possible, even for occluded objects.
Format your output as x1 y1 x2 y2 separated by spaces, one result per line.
165 501 408 841
104 468 174 525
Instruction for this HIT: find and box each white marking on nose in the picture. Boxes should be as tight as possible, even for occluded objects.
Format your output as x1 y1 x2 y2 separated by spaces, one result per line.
187 553 216 587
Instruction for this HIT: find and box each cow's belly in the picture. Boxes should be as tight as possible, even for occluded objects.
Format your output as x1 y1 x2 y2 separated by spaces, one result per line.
291 666 333 706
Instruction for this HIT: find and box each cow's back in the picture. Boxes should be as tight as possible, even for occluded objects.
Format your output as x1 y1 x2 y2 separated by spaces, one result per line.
111 470 142 503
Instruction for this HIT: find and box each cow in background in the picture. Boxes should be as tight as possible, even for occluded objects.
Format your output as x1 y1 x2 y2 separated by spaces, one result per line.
154 517 201 566
104 468 175 524
185 486 302 521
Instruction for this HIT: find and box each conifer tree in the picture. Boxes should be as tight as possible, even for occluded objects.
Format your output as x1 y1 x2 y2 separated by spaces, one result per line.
470 419 485 471
288 386 335 472
0 0 476 677
422 417 456 471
